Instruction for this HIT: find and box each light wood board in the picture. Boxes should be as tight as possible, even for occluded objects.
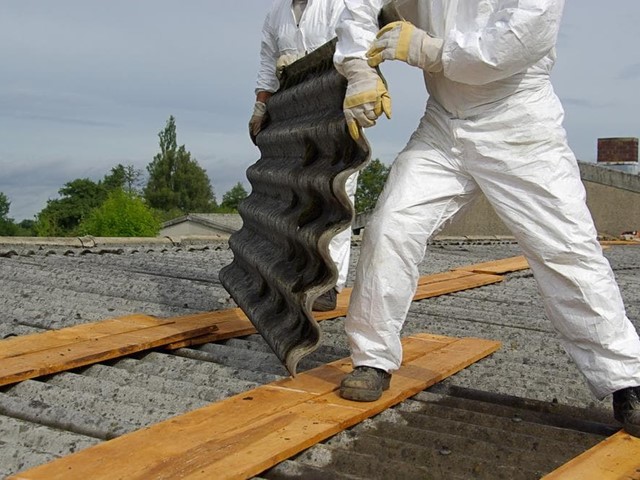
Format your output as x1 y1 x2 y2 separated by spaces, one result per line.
541 430 640 479
9 333 501 480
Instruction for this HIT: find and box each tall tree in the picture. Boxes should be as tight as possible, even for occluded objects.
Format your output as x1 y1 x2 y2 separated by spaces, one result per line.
103 164 144 195
355 158 390 213
144 116 216 213
0 192 10 220
220 182 248 212
0 192 17 236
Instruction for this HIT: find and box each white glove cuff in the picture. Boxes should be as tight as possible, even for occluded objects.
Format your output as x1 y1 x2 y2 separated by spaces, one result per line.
419 36 444 73
252 101 267 117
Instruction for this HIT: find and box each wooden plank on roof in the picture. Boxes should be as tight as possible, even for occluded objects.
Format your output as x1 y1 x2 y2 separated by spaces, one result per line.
414 272 503 300
0 316 219 387
0 258 518 385
454 255 529 275
0 315 165 360
172 271 500 344
9 333 501 480
541 430 640 479
164 308 255 348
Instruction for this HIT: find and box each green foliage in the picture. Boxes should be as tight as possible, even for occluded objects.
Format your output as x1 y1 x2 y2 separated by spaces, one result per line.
0 192 9 219
33 165 143 237
34 178 106 236
355 158 390 213
78 189 160 237
144 116 217 213
0 192 17 236
220 182 248 212
15 219 36 236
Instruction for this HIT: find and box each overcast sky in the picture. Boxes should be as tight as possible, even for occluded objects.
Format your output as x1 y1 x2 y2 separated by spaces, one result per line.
1 1 639 221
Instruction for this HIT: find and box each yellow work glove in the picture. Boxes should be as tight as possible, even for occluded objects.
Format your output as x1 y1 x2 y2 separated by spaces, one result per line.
367 21 443 73
341 58 392 141
248 101 267 145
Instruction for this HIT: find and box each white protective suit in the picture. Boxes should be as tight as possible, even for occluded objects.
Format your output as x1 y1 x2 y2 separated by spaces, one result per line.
335 0 640 399
256 0 358 292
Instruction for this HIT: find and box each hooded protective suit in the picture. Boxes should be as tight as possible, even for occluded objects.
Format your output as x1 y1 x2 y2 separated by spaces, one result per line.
255 0 356 292
334 0 640 399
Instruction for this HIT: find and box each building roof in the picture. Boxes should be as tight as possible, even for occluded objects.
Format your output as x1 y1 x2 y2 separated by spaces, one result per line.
160 213 244 235
1 237 638 478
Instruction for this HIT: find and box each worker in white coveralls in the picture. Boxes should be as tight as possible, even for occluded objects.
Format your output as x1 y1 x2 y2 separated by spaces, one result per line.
333 0 640 436
250 0 357 312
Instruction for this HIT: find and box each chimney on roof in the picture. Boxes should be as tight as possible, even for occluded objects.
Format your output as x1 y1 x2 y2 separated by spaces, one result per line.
597 137 638 163
597 137 638 174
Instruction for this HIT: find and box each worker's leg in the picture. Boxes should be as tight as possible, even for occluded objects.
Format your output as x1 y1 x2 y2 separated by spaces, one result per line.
465 90 640 400
328 171 359 292
345 108 479 373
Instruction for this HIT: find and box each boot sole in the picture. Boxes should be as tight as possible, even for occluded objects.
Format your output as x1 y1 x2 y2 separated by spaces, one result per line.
312 302 337 312
340 377 391 402
340 386 383 402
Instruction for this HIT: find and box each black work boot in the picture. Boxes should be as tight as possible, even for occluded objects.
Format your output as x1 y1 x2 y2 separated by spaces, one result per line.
312 288 337 311
613 386 640 437
340 366 391 402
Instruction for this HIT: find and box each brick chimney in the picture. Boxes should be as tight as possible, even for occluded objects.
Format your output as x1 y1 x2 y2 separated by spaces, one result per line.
597 137 638 164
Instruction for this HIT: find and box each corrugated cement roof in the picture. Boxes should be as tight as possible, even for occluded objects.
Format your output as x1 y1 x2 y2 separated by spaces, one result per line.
1 237 637 479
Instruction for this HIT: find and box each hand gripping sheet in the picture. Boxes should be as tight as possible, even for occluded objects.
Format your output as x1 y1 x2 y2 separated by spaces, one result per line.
219 40 371 376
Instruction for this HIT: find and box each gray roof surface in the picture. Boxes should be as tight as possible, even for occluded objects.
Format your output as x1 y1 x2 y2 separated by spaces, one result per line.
161 213 244 233
1 237 638 479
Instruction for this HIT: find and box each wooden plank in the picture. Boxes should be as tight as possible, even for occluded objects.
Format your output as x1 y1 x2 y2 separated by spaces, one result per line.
414 272 503 300
600 240 640 246
417 270 478 285
0 261 512 383
9 333 500 480
454 256 529 275
311 272 497 321
541 430 640 480
0 317 219 387
164 309 256 349
0 315 165 360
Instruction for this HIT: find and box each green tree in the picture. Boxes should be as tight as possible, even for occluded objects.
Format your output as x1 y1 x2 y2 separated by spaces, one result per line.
34 178 106 236
220 182 248 212
0 192 17 236
33 165 141 237
355 158 390 213
78 189 160 237
16 219 36 236
104 163 145 195
144 116 216 213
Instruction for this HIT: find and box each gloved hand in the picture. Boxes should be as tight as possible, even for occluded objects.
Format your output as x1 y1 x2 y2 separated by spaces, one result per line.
248 101 267 144
276 53 303 80
341 58 392 141
367 21 443 73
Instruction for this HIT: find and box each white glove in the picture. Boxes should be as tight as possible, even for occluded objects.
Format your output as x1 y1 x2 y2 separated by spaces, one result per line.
340 58 392 141
367 21 443 73
276 53 303 80
248 101 267 144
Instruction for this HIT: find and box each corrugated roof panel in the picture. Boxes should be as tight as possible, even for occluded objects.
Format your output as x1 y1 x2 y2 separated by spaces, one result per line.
220 41 370 375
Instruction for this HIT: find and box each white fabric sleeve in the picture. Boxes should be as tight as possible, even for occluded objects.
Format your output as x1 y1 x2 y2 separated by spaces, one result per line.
334 0 386 74
255 11 280 94
443 0 565 86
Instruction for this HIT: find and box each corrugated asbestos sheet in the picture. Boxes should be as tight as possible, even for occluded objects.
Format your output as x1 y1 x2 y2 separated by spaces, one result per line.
1 240 637 478
219 40 370 376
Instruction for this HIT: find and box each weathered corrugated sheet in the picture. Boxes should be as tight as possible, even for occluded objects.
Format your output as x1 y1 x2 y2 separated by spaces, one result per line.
1 240 636 478
219 40 370 376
